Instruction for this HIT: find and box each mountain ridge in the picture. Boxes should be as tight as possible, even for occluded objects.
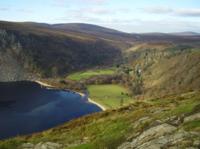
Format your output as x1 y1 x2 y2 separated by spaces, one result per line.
0 20 200 82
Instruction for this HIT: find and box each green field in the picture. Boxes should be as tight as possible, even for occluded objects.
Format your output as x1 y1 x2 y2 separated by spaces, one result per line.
87 84 133 109
67 68 115 81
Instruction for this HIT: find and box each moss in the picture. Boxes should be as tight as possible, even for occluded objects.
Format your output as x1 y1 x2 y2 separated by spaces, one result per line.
182 120 200 131
0 138 24 149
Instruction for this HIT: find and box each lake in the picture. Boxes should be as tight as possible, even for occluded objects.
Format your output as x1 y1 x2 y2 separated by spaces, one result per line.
0 81 101 139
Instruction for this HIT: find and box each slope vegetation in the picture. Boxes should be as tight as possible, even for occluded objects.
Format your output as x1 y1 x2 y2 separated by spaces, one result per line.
0 90 199 149
0 21 125 81
124 42 200 98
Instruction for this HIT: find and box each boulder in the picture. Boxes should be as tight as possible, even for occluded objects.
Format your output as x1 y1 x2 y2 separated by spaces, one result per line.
118 129 199 149
117 142 132 149
21 142 62 149
21 143 34 149
184 113 200 123
193 140 200 147
34 142 62 149
130 123 177 147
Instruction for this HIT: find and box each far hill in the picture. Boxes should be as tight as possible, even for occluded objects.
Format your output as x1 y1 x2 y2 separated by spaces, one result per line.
52 23 134 40
1 21 200 81
0 21 126 81
169 31 200 36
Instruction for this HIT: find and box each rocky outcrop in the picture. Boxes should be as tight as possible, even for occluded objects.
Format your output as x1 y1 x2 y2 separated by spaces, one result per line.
136 130 199 149
184 113 200 123
130 123 177 147
21 142 62 149
118 122 200 149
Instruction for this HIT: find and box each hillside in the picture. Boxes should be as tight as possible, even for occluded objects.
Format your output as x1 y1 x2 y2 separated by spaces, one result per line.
0 90 199 149
1 21 200 82
121 42 200 98
0 21 200 149
51 23 134 43
0 21 126 81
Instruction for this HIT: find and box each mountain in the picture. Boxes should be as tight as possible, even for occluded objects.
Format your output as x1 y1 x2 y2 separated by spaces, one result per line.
0 20 200 82
0 21 129 81
0 21 200 149
52 23 134 40
169 31 200 36
125 42 200 98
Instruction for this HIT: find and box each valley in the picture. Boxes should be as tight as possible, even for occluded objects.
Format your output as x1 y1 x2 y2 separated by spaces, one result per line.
0 21 200 149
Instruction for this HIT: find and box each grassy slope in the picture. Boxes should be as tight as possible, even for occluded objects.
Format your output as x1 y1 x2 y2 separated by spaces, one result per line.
0 21 124 80
125 42 200 98
0 91 199 149
143 51 200 98
88 84 133 109
67 68 115 81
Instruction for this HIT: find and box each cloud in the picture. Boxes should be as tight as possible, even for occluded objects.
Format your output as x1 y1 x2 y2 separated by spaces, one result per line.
144 6 173 14
51 0 71 7
79 0 108 4
144 6 200 17
0 8 9 11
83 8 113 14
176 8 200 17
67 7 129 17
16 9 34 13
111 19 200 33
52 0 108 6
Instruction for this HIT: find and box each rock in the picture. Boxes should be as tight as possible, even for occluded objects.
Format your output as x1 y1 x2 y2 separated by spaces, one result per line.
45 142 62 149
21 143 34 149
117 142 132 149
134 130 195 149
166 115 184 126
133 116 152 129
193 140 200 147
184 113 200 123
126 132 140 141
34 142 62 149
130 123 177 147
118 128 198 149
138 117 150 123
149 120 163 128
34 142 44 149
22 142 62 149
152 109 164 114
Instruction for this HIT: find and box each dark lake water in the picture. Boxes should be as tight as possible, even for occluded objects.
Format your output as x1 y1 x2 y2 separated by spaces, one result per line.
0 81 101 139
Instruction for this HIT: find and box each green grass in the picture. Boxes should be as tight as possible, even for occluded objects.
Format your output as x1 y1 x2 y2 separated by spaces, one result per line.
182 120 200 131
87 84 133 109
67 68 115 81
1 91 200 149
0 138 24 149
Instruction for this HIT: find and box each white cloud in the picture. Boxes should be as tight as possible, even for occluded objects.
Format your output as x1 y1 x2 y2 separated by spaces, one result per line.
176 8 200 17
52 0 108 6
16 9 34 13
144 6 173 14
0 8 9 11
83 8 113 14
79 0 108 4
144 6 200 17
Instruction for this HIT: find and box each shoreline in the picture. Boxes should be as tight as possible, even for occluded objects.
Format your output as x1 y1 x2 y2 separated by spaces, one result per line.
35 80 106 111
35 80 53 88
76 92 106 111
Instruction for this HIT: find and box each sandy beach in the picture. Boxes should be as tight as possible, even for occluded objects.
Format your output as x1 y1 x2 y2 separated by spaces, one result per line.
35 80 106 111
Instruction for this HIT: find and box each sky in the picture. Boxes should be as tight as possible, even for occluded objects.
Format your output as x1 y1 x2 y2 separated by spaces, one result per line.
0 0 200 33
